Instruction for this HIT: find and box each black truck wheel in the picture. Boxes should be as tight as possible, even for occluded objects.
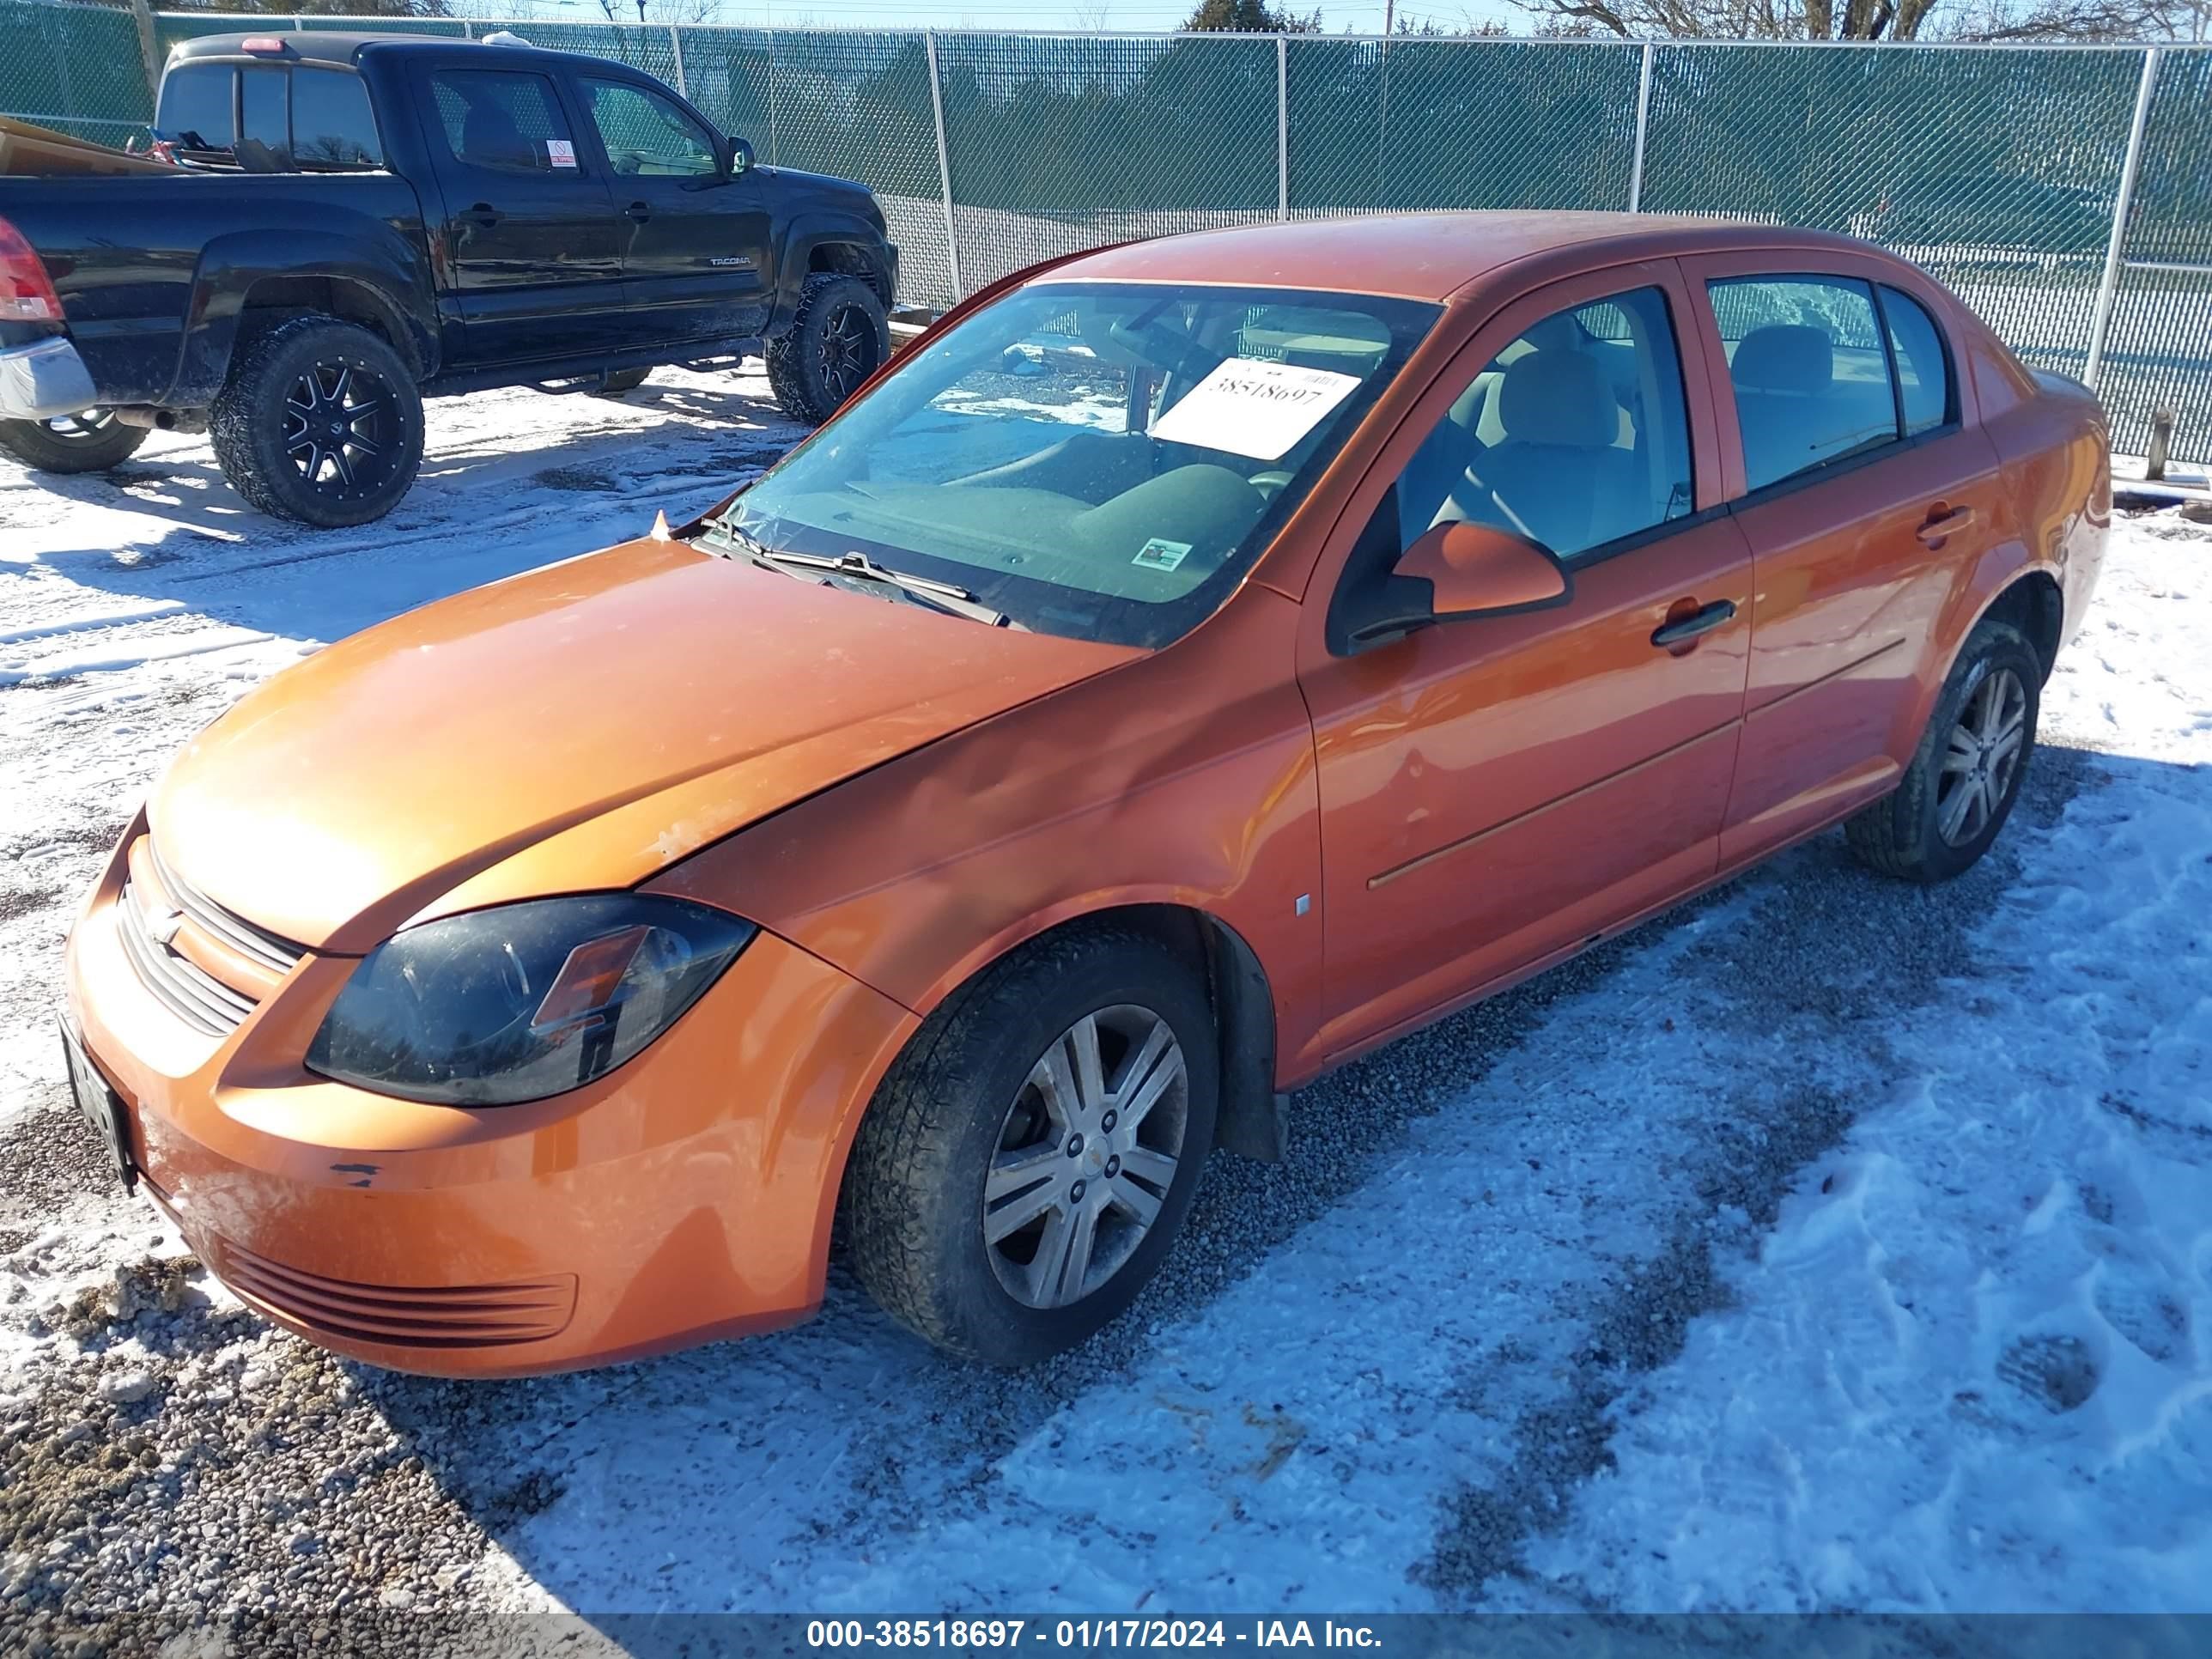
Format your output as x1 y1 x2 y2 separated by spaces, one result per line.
765 273 888 426
210 317 423 528
0 410 148 474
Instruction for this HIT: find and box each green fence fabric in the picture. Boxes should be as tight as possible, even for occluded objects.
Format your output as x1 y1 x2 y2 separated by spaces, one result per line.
5 8 2211 459
0 0 150 144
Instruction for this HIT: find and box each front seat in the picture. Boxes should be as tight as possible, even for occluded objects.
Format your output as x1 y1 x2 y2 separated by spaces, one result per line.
1459 350 1635 558
460 101 539 171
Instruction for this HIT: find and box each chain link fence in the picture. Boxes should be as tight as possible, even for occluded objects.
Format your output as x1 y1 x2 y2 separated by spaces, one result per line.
3 2 2209 459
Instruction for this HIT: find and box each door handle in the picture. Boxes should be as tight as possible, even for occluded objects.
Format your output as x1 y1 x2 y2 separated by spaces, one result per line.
1917 503 1977 545
1650 599 1737 649
625 200 651 222
465 203 504 227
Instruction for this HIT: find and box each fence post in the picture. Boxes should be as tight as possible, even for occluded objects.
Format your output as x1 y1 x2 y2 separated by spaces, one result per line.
1626 41 1654 214
1276 35 1289 222
125 0 160 119
667 24 688 97
2085 46 2159 394
925 31 963 302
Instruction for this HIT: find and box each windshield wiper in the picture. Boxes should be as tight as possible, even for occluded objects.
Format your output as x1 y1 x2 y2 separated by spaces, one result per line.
702 520 1012 628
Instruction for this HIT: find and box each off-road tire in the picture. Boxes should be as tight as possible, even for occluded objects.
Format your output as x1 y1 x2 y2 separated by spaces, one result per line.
843 925 1219 1367
0 411 148 474
594 367 652 397
1845 618 2041 883
764 273 888 426
210 315 422 528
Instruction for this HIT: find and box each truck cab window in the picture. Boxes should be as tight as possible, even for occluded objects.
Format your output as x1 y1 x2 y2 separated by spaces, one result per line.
293 67 383 170
580 79 718 178
429 70 576 175
155 62 234 157
239 66 289 170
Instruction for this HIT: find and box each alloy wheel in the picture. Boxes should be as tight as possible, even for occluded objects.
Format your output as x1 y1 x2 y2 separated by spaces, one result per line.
1936 665 2027 847
281 360 397 500
981 1004 1188 1310
44 409 118 441
816 305 877 403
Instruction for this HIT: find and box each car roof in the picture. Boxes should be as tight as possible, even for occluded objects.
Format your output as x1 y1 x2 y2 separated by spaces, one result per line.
1037 211 1887 304
166 31 639 76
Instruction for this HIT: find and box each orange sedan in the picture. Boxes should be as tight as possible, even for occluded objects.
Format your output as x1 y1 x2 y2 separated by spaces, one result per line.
60 213 2108 1374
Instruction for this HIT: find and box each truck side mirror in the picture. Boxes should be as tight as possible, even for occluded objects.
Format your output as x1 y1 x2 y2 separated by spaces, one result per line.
725 135 755 175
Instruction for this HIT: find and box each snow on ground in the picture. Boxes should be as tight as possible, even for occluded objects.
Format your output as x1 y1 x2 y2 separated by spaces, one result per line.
0 368 2208 1634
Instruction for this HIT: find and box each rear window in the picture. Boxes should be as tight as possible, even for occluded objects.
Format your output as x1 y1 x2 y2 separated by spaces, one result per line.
154 61 382 172
293 66 382 169
240 66 287 167
156 62 234 155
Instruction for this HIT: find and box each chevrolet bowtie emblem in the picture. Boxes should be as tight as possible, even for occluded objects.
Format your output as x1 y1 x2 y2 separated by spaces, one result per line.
146 908 184 947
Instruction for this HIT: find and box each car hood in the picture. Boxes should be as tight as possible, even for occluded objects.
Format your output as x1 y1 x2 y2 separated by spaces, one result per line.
150 538 1138 953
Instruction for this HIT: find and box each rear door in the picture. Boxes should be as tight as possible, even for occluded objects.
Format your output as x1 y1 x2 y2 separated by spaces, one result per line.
1679 256 2005 866
413 61 630 368
568 69 775 345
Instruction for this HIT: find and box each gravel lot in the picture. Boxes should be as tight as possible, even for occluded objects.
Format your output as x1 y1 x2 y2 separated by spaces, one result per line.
2 368 2207 1642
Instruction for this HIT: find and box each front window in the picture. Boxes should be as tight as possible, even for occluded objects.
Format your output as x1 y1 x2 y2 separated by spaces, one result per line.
717 283 1439 647
581 77 719 178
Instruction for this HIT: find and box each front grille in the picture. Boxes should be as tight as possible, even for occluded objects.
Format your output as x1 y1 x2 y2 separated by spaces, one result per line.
214 1237 578 1349
115 836 303 1038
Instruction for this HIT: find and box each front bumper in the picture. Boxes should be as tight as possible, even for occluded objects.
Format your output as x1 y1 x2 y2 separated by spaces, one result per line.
62 833 919 1377
0 335 97 421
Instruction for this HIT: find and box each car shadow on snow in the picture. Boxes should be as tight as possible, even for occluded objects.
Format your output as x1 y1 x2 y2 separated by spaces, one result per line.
1 379 805 650
313 742 2126 1616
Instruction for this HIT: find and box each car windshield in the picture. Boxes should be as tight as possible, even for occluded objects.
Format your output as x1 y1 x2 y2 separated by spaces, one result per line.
714 283 1441 647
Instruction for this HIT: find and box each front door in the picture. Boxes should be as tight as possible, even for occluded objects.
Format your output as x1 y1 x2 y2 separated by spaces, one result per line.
416 62 631 368
1296 264 1754 1066
572 72 775 345
1679 258 2008 865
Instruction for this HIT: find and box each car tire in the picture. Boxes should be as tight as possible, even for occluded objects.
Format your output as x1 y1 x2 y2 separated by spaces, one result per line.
210 316 423 528
843 924 1218 1367
764 272 888 426
0 410 149 474
594 367 652 397
1845 618 2041 884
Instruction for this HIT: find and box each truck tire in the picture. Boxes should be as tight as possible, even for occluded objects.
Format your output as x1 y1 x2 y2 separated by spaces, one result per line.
765 273 888 426
0 410 148 475
594 368 652 397
210 316 423 528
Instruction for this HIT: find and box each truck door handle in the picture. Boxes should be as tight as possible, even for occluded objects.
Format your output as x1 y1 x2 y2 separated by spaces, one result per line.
465 203 504 227
1650 599 1737 648
1917 503 1976 545
625 201 651 222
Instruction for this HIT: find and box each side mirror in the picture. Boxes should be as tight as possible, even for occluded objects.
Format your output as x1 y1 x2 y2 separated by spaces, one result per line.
1334 519 1570 653
1395 520 1569 619
725 135 755 175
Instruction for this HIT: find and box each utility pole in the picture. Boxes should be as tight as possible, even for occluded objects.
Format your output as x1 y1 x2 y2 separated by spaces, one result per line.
1383 0 1395 31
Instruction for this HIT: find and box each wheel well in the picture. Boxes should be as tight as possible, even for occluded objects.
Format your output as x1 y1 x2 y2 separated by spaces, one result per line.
808 241 892 308
234 276 424 378
939 904 1285 1164
1984 572 2063 683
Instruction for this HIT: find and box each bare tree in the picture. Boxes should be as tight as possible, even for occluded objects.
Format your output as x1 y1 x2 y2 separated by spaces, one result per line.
1513 0 2195 38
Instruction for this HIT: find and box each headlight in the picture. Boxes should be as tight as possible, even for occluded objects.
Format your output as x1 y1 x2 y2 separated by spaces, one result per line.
306 896 756 1106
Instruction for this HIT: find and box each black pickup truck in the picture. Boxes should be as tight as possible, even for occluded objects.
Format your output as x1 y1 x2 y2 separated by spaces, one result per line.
0 32 897 525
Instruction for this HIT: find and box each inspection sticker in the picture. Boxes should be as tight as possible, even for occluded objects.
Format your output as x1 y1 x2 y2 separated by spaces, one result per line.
1133 538 1193 572
547 139 577 168
1150 357 1364 460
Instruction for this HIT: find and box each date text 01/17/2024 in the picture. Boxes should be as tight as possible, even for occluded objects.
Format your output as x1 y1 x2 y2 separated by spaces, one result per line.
805 1621 1386 1650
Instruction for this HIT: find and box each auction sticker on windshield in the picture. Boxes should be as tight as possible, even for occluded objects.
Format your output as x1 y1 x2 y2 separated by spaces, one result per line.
1150 358 1363 460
